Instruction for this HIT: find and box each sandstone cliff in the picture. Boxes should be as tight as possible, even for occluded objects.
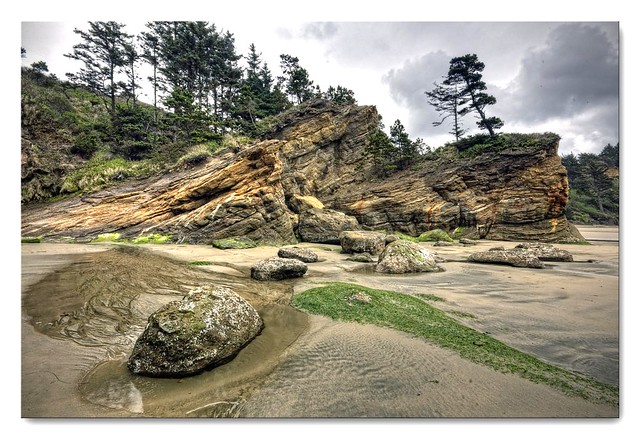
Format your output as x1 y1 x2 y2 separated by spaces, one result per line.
21 100 583 243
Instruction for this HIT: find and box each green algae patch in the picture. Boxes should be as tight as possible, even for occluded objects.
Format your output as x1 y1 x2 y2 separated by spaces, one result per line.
211 237 258 249
21 236 42 243
131 234 172 244
291 282 618 407
91 232 122 243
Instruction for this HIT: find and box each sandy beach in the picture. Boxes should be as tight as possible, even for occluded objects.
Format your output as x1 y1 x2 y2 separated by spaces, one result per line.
20 227 619 418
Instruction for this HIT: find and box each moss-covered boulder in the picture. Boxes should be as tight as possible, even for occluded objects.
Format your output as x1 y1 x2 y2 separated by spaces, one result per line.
376 240 441 274
128 286 262 377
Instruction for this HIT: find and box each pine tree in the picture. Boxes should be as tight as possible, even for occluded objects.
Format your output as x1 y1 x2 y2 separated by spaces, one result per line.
278 54 316 104
64 21 131 114
447 54 503 136
425 79 467 141
324 85 357 105
389 119 419 170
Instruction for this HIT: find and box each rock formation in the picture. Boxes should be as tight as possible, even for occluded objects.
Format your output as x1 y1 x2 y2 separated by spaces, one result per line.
128 286 262 377
251 257 308 281
339 231 387 255
375 240 442 274
21 100 583 243
277 247 319 263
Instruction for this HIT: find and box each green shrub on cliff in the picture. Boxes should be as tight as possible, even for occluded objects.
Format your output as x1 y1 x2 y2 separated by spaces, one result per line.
454 132 561 158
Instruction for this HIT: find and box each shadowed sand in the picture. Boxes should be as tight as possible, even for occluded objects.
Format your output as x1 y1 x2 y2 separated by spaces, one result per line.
21 227 618 418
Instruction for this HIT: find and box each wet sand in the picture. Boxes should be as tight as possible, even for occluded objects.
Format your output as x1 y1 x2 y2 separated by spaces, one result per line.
20 229 619 418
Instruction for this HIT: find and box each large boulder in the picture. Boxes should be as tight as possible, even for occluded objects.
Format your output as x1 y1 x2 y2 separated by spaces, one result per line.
251 257 308 281
297 208 360 244
128 286 263 377
514 242 573 262
277 246 319 263
287 194 325 214
375 240 441 274
339 230 386 255
467 248 545 268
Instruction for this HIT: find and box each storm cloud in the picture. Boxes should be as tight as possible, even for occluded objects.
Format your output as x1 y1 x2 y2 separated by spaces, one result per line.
380 22 618 154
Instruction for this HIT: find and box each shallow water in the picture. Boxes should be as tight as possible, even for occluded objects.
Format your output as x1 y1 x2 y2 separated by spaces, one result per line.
22 245 308 416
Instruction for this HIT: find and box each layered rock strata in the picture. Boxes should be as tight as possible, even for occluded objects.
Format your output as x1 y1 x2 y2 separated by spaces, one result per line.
21 100 582 243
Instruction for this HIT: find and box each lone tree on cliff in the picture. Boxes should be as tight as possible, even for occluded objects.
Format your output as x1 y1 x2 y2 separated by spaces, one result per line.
425 78 468 141
427 54 503 138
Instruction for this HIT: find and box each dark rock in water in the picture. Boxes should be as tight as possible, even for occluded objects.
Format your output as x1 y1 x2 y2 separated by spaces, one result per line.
514 242 573 262
298 208 360 244
278 246 319 263
433 241 455 247
339 230 386 255
376 240 441 274
251 257 308 281
128 286 263 377
467 249 545 269
459 238 478 245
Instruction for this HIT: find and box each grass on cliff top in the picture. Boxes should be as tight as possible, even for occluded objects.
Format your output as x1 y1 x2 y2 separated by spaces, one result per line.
291 282 618 407
452 132 561 158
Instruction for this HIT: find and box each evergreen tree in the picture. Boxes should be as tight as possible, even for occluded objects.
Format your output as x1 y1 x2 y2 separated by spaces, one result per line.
366 117 397 176
64 21 131 114
278 54 316 104
120 39 140 107
425 79 467 141
324 85 357 105
446 54 503 136
139 26 162 145
389 119 420 170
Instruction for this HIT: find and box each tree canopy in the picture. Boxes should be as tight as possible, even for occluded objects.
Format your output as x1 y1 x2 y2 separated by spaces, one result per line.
426 53 503 139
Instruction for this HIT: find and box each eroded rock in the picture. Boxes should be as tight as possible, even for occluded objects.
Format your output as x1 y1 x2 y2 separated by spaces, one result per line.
297 208 360 244
376 240 441 274
128 286 262 377
514 243 574 262
467 249 545 268
251 257 308 281
277 246 319 263
339 230 386 255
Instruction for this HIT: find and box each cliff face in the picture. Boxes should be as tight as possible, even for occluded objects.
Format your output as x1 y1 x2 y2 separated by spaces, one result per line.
21 101 583 243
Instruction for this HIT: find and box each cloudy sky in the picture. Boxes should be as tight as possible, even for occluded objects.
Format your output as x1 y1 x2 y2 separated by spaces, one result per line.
18 4 620 158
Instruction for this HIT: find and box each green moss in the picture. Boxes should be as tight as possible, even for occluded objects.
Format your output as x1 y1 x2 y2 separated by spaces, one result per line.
558 240 592 245
392 232 420 243
21 236 42 243
187 261 213 266
291 282 618 406
417 229 453 242
211 237 257 249
131 233 172 244
91 232 122 243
